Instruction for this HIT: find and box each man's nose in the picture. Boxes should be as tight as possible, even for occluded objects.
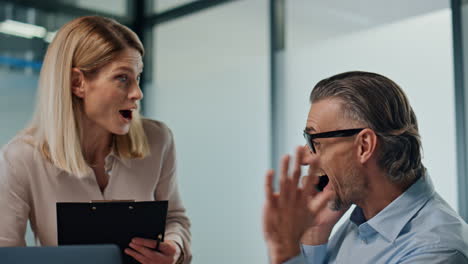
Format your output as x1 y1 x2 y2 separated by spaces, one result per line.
301 144 313 165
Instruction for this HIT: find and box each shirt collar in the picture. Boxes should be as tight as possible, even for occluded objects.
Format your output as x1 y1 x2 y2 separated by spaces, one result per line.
105 148 132 169
350 174 435 243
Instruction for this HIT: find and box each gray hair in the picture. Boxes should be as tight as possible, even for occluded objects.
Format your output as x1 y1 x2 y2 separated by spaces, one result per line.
310 71 425 184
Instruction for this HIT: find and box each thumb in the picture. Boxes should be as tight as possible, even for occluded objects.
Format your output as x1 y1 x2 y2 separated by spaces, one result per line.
159 241 177 256
308 189 334 212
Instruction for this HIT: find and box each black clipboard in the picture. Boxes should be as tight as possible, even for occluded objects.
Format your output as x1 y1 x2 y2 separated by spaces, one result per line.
57 201 168 264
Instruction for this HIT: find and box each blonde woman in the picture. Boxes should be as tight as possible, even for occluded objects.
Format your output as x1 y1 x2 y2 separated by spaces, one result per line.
0 16 191 264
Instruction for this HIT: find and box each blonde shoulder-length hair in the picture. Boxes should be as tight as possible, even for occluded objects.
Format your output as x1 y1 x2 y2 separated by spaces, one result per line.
26 16 150 177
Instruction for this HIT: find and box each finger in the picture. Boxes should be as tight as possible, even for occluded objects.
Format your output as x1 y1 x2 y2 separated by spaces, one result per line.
158 241 177 256
301 175 308 188
280 155 290 182
125 248 150 264
279 155 291 206
292 146 303 188
265 169 275 202
302 175 319 197
131 238 177 256
310 189 335 212
131 237 157 249
288 146 303 202
129 242 167 262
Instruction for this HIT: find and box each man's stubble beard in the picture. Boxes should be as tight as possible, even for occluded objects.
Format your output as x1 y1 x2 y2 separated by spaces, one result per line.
329 164 366 211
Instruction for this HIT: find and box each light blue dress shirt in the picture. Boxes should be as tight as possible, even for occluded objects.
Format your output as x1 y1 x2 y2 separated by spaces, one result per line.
284 175 468 264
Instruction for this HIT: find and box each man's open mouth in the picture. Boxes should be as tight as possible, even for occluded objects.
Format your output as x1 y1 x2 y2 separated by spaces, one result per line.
316 175 329 192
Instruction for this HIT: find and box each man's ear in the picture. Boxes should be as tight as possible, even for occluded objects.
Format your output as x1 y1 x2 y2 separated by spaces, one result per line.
356 128 377 164
71 68 85 98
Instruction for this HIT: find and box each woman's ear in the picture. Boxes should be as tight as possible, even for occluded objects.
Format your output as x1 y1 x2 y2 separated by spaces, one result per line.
71 68 85 98
356 128 377 165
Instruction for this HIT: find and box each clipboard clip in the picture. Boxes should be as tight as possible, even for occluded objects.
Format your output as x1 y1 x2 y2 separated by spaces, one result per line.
89 200 136 211
90 199 135 202
156 233 163 251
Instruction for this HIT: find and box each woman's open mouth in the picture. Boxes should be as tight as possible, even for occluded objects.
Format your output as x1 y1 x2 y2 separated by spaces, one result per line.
119 109 133 122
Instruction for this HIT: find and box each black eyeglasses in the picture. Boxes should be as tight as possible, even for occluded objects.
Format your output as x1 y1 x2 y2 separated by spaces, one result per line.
303 128 365 154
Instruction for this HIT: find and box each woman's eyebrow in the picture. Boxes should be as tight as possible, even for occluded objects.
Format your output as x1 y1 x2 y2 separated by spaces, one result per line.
112 66 144 75
112 66 135 73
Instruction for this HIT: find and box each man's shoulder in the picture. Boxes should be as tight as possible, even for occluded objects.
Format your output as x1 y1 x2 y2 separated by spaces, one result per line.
397 193 468 256
412 192 467 235
327 195 468 262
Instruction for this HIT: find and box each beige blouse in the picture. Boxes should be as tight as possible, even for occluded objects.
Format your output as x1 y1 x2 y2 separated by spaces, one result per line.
0 119 191 263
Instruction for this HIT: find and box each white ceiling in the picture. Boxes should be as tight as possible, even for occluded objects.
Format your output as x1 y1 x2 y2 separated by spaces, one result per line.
288 0 449 30
286 0 450 46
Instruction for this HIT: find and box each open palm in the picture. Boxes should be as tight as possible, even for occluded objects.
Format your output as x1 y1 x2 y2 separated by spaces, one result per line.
262 147 348 263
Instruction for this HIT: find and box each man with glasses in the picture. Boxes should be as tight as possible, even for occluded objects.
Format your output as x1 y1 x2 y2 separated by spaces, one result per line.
262 71 468 263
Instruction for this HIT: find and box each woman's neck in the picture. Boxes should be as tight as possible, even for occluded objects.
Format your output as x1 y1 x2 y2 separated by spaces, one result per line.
81 118 113 167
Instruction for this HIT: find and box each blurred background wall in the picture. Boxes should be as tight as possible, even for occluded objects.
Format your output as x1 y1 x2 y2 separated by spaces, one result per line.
0 0 467 263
